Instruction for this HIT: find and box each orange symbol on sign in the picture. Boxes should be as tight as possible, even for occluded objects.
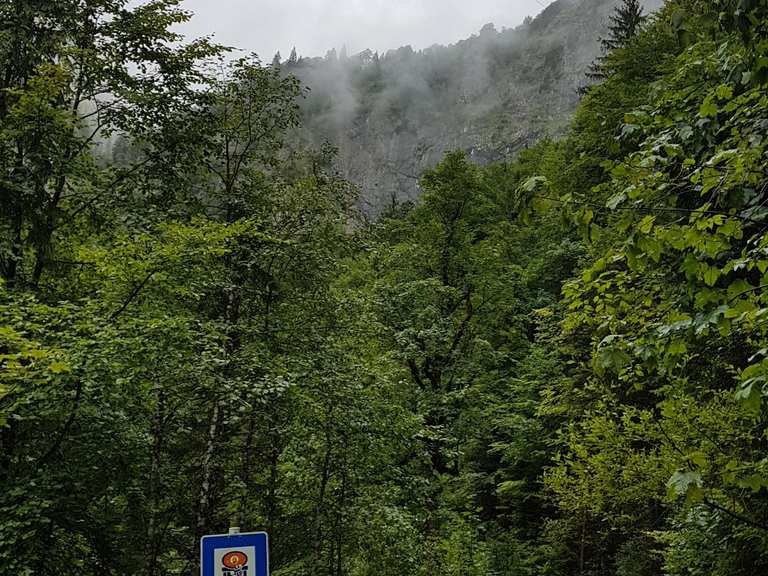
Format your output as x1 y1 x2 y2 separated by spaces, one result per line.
222 551 248 569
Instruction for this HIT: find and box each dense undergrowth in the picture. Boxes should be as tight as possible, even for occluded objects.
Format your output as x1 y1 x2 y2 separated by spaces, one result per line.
2 1 768 574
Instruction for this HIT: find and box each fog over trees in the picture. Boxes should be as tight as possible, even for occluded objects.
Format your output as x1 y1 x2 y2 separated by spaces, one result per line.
285 0 664 214
3 1 768 575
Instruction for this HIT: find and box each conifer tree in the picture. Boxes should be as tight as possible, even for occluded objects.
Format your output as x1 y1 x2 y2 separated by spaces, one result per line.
586 0 645 81
288 46 298 65
271 51 281 67
602 0 645 52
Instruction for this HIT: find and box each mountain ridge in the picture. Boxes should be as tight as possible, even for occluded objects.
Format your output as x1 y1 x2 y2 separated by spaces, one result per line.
286 0 664 215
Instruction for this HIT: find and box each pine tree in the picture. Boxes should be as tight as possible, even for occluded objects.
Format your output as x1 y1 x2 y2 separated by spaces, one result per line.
602 0 645 52
586 0 645 82
271 51 281 67
287 47 298 65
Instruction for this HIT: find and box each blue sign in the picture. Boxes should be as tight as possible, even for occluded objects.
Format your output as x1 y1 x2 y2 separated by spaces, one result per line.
201 532 269 576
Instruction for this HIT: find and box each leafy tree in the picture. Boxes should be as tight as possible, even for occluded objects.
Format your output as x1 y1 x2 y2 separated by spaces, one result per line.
4 1 768 575
0 0 220 288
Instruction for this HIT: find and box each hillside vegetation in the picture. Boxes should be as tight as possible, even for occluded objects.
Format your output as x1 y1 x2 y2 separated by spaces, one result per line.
287 0 663 215
2 0 768 575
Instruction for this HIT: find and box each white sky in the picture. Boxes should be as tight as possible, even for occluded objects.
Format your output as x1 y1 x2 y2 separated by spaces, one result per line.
177 0 550 59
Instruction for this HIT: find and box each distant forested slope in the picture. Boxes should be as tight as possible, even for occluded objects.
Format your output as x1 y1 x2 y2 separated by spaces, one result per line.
286 0 664 214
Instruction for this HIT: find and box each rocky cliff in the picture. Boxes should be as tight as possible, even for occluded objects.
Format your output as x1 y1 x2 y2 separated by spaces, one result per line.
287 0 664 215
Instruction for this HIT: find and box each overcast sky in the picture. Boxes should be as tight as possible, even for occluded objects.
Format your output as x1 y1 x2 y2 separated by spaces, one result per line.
177 0 550 60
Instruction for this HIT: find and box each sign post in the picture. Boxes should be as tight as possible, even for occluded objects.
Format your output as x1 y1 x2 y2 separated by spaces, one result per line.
201 531 269 576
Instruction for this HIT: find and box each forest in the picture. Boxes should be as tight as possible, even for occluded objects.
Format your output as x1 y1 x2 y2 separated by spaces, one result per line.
1 0 768 575
283 0 655 215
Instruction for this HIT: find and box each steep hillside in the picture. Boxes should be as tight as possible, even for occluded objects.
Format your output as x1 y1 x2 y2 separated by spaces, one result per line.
287 0 663 215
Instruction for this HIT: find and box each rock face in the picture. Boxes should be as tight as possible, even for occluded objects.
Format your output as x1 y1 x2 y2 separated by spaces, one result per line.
287 0 664 216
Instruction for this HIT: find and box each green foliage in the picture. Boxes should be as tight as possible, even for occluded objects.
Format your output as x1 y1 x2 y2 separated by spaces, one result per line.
3 0 768 575
528 2 768 574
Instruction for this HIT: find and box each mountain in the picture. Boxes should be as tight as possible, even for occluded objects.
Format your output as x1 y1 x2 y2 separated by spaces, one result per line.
286 0 663 215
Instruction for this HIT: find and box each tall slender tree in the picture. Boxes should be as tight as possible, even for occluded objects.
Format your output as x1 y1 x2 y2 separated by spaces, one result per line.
602 0 645 51
586 0 646 81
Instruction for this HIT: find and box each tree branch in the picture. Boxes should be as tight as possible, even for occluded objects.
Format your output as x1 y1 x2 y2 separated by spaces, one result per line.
110 270 157 321
38 379 83 465
703 498 768 531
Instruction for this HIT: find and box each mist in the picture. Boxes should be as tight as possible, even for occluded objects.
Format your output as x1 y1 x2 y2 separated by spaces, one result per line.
177 0 548 59
284 0 665 215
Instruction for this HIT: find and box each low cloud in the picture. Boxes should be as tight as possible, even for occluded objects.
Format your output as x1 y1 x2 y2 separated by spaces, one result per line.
178 0 547 59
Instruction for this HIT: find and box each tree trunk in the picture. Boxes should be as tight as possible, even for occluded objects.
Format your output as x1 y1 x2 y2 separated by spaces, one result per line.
237 409 257 528
0 420 17 481
312 433 333 573
334 452 348 576
266 443 280 537
196 401 221 539
145 387 166 576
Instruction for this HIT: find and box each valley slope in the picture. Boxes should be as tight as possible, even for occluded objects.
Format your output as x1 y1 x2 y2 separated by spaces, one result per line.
287 0 664 214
